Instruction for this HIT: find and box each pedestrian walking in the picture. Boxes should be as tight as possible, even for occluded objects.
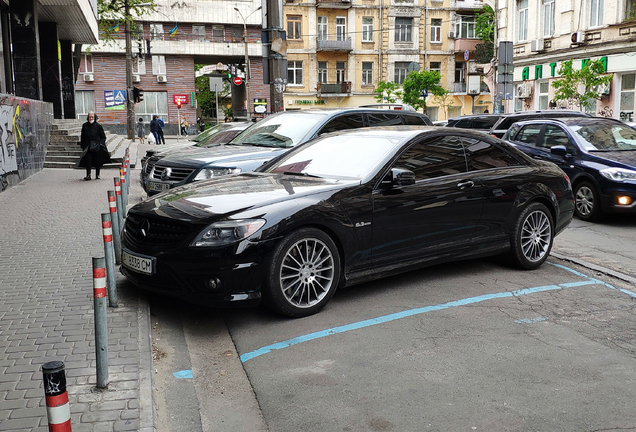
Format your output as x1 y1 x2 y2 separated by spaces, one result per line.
78 111 110 181
157 116 166 144
180 117 188 136
137 118 145 145
149 115 159 144
197 117 205 132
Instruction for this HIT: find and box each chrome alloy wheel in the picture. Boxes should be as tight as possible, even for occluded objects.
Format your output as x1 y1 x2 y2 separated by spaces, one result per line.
520 210 552 262
279 238 335 308
575 185 595 217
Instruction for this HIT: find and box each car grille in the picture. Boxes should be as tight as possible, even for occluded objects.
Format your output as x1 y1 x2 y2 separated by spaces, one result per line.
144 156 160 176
123 213 194 248
150 166 196 181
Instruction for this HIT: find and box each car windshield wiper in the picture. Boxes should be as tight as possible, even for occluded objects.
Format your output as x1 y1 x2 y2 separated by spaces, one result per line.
282 171 321 178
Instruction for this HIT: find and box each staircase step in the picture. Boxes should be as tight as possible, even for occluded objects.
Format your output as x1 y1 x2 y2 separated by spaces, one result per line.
46 149 83 156
44 161 78 169
51 127 82 136
46 155 84 163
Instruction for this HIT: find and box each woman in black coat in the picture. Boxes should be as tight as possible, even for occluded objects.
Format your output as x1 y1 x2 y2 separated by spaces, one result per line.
78 112 110 180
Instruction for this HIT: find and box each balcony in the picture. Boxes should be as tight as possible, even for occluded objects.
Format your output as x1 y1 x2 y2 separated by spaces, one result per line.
317 82 351 96
454 38 482 53
316 38 352 52
316 0 352 9
452 82 490 94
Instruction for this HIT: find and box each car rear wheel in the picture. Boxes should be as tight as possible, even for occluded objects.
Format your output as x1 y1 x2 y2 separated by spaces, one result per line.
263 228 340 318
574 181 603 221
510 202 554 270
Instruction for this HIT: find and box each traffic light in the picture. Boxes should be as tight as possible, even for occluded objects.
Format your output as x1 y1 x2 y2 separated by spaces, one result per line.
176 100 182 109
133 87 144 103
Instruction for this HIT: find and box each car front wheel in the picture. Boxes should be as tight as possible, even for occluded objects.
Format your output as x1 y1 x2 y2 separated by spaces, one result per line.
510 202 554 270
574 181 603 221
263 228 340 318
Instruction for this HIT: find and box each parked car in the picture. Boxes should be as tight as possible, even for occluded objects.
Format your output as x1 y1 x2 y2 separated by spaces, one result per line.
446 113 502 133
503 117 636 221
141 122 251 193
144 108 431 195
121 126 574 317
490 110 590 138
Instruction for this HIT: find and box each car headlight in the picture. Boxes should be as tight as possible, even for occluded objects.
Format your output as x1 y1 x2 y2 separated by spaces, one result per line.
599 167 636 182
194 167 242 181
191 219 265 247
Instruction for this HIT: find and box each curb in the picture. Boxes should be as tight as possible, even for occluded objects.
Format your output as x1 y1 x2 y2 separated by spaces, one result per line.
551 251 636 286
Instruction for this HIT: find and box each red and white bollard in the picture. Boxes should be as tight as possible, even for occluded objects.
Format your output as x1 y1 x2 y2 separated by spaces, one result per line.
42 361 72 432
119 167 127 217
101 212 119 307
92 257 109 388
113 177 123 229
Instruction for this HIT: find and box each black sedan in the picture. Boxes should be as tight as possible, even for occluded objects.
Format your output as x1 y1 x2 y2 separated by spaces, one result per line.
121 127 574 317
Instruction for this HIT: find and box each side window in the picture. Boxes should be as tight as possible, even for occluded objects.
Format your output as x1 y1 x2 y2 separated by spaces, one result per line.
471 116 500 129
402 114 427 125
318 114 365 135
514 124 543 146
393 135 467 181
463 137 523 170
367 112 403 126
454 118 473 128
541 125 571 149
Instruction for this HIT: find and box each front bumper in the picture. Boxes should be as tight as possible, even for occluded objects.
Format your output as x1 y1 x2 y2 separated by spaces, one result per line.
599 182 636 214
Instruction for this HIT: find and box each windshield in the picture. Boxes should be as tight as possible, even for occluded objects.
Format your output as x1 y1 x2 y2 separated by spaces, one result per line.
572 123 636 151
195 129 244 147
262 134 402 179
229 112 328 148
192 125 222 143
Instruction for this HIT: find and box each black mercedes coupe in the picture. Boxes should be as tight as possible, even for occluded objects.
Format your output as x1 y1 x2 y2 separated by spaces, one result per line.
121 127 574 317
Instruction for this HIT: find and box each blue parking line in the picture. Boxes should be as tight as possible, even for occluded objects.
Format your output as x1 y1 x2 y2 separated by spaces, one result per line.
173 370 193 379
515 317 548 324
239 263 636 363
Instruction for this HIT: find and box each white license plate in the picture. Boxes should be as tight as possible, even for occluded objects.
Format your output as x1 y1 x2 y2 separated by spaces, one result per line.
147 181 170 192
122 250 154 275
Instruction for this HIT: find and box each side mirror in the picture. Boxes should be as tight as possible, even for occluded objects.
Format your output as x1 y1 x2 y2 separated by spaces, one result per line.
550 145 568 156
385 168 415 186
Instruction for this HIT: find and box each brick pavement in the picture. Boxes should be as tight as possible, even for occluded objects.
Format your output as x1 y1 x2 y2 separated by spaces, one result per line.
0 166 153 431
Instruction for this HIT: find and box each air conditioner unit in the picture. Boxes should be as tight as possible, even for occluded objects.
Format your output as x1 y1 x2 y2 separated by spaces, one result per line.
132 74 141 83
83 73 94 82
530 38 545 52
517 83 532 99
571 31 586 44
448 31 455 39
157 75 167 83
595 83 610 96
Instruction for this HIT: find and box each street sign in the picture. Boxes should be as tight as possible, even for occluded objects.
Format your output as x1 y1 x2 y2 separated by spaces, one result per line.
173 94 188 105
464 50 470 61
233 77 243 86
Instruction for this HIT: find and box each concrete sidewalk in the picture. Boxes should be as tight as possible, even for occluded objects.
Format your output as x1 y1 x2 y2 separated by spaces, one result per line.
0 162 153 431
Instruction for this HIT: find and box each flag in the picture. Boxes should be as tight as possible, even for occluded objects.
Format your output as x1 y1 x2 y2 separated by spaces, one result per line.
169 24 178 38
108 21 120 32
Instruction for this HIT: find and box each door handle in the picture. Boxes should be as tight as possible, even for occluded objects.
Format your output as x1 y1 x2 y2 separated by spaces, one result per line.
457 180 474 190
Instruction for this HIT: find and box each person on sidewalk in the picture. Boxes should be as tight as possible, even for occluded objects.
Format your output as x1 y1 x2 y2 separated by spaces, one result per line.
180 117 188 136
78 112 110 181
157 116 166 144
137 118 146 145
149 115 159 144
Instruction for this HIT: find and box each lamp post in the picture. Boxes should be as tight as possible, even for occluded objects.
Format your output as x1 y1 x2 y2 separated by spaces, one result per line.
234 5 262 121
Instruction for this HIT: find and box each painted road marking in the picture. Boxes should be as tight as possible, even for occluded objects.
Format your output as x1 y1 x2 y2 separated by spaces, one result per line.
173 370 193 379
515 317 548 324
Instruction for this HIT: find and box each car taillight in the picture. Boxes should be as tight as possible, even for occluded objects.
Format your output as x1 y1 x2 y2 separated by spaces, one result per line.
563 173 571 186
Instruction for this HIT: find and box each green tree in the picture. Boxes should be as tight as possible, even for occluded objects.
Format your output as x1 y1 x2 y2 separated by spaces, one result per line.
97 0 156 42
373 81 402 103
551 59 613 111
195 65 231 119
475 5 495 45
431 91 456 119
401 70 447 114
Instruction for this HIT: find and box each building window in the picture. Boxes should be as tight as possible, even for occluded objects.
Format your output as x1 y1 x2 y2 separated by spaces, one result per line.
430 62 441 74
317 17 328 41
336 17 346 41
584 97 597 115
538 81 549 109
133 58 146 75
514 84 524 111
455 61 465 84
212 25 224 41
79 54 93 74
456 15 476 39
318 61 327 83
150 24 163 41
362 62 373 85
448 106 461 117
193 25 206 41
152 55 166 75
336 61 346 83
395 18 413 42
288 60 303 85
362 17 374 42
427 106 439 121
590 0 604 27
232 27 243 42
74 90 94 119
620 73 635 122
287 16 302 40
394 62 409 85
135 91 168 123
543 0 555 36
518 0 528 41
431 19 442 42
627 0 636 20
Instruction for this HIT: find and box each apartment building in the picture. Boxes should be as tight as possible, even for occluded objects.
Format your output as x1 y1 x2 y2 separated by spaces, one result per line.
282 0 493 120
75 0 268 133
498 0 636 120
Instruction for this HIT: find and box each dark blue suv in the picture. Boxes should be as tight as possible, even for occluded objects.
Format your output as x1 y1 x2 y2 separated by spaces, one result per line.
503 117 636 221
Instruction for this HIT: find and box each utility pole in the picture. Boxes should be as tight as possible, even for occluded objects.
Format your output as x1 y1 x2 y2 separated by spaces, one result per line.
263 0 286 113
125 0 134 140
235 6 261 121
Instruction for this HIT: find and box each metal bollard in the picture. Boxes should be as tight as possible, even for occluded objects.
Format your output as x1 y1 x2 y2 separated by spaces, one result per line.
42 361 72 432
119 168 128 217
101 212 119 307
107 191 122 265
123 158 130 198
113 177 124 229
92 257 109 388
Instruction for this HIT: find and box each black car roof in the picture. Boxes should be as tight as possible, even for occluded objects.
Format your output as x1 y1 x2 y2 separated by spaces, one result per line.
513 117 623 127
271 107 429 118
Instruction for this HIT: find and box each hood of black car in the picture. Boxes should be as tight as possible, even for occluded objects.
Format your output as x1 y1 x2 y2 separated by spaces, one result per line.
588 150 636 169
155 145 286 168
131 172 357 222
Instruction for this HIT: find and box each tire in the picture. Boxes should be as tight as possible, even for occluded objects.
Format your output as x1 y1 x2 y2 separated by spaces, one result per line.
574 181 603 222
509 202 554 270
263 228 340 318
